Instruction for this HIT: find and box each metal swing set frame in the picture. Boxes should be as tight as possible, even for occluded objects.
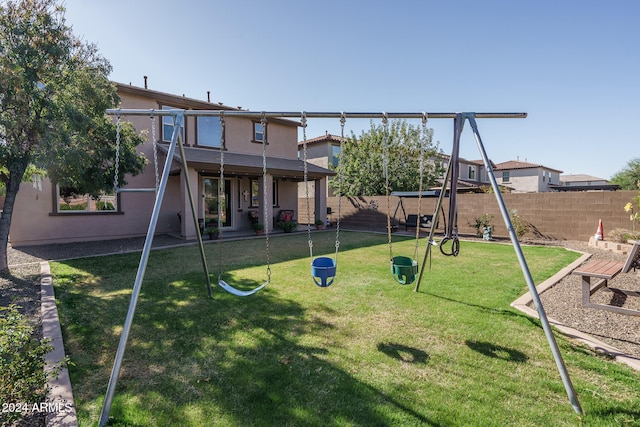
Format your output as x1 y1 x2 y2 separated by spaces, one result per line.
98 109 581 426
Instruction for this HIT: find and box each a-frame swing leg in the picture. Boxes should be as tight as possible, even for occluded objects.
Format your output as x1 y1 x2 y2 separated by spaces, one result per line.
467 114 582 415
98 112 213 427
414 113 582 416
176 128 213 299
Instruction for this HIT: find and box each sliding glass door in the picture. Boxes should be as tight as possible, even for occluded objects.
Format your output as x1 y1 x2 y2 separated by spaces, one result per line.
203 178 231 227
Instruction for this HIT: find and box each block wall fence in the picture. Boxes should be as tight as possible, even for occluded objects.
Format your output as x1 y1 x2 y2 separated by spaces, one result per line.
299 190 638 242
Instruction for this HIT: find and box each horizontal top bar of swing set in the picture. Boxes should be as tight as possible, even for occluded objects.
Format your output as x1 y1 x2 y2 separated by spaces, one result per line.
105 109 527 120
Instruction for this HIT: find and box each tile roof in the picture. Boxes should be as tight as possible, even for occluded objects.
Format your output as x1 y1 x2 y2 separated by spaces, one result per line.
494 160 563 173
298 133 346 146
560 174 607 183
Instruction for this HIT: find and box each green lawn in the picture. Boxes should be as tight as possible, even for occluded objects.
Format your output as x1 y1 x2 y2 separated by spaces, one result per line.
52 232 640 426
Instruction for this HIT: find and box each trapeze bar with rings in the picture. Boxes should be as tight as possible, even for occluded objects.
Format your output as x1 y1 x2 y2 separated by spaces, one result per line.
106 109 527 120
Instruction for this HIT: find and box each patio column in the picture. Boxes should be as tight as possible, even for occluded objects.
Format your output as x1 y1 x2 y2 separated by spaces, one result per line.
314 177 328 226
180 167 200 239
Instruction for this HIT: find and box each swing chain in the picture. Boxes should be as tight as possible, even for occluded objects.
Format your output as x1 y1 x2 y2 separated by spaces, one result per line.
335 112 346 260
414 112 428 260
150 115 159 192
261 112 272 281
382 112 393 261
218 112 225 282
302 112 313 258
113 114 122 193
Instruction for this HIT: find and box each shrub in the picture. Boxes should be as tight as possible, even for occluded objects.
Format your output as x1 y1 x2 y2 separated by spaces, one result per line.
97 200 115 210
0 304 59 424
469 213 494 237
509 209 529 241
607 228 640 243
278 220 298 233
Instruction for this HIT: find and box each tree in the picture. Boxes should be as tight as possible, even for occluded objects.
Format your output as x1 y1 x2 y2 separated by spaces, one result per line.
611 158 640 190
0 0 146 272
330 119 443 196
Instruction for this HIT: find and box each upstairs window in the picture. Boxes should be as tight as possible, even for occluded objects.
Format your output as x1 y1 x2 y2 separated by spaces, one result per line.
253 122 265 143
468 166 475 180
502 171 510 183
332 145 341 168
162 106 185 143
197 116 222 148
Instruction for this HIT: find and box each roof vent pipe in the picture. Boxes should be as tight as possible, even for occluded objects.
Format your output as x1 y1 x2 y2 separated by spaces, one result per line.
144 76 148 89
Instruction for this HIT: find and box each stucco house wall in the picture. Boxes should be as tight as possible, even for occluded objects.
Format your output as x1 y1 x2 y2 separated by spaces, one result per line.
495 162 562 193
10 83 332 246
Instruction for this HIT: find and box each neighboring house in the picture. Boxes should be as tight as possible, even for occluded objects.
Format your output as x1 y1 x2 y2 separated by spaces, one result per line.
451 158 498 192
553 174 620 191
11 83 334 246
493 160 563 193
297 132 343 198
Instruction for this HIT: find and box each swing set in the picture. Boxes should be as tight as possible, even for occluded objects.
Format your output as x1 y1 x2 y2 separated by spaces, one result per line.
98 109 583 426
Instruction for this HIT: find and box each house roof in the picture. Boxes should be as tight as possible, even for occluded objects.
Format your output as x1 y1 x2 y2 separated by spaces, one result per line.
158 145 335 180
560 174 607 183
549 183 620 192
298 132 346 147
427 178 504 193
494 160 563 173
460 158 499 169
116 83 299 128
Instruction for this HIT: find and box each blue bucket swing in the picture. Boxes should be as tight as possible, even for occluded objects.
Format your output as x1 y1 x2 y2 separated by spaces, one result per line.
311 256 337 288
302 112 344 288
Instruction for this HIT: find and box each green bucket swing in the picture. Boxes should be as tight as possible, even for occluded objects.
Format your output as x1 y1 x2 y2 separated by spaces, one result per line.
391 256 419 285
383 113 429 285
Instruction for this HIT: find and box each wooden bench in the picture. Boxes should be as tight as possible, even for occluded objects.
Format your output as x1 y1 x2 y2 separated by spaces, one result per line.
572 241 640 316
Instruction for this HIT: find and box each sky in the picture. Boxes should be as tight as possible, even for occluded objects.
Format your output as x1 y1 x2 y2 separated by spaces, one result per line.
61 0 639 180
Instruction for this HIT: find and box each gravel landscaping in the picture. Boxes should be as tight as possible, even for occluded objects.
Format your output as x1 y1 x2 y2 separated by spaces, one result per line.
532 240 640 360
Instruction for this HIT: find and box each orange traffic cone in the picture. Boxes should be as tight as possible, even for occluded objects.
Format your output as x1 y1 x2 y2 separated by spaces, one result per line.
595 219 604 241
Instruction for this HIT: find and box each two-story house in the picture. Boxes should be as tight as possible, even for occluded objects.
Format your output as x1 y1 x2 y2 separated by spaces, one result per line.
493 160 562 193
10 83 334 246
